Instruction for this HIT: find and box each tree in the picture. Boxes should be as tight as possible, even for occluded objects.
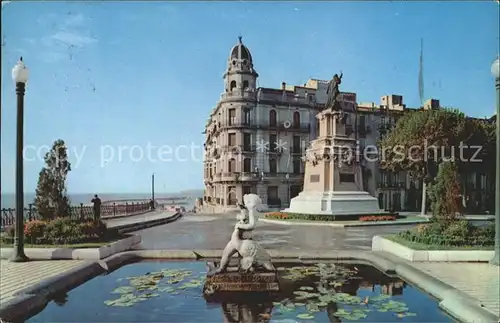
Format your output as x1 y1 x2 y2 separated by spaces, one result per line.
378 108 493 215
428 161 462 222
33 139 72 220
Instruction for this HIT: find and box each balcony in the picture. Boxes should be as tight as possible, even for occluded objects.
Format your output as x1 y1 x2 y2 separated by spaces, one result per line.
220 90 257 101
240 172 260 181
221 172 240 182
221 145 257 154
218 122 311 133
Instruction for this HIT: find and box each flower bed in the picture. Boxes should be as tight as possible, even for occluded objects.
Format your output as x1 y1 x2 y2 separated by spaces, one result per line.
265 212 290 220
264 212 397 222
2 217 122 245
359 215 396 222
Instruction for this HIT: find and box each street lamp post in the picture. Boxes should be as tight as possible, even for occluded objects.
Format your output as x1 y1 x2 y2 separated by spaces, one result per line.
151 173 155 209
285 173 290 207
10 57 29 263
491 57 500 266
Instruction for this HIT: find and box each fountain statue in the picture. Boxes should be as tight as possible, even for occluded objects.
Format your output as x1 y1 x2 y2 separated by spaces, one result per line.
204 194 279 295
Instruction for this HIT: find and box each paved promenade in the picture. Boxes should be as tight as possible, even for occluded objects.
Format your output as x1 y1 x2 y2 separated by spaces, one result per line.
0 260 83 304
412 262 500 317
133 212 414 250
104 211 177 229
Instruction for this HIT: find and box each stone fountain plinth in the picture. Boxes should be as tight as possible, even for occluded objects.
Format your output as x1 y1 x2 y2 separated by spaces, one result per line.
203 194 279 296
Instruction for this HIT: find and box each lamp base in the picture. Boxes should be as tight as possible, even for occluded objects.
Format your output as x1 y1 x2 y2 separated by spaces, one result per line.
9 249 29 263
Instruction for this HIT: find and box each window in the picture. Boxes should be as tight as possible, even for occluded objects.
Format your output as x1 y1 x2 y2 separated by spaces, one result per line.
267 186 280 206
243 158 251 172
359 115 366 128
228 108 236 125
243 80 249 89
269 134 277 151
358 115 366 138
243 133 251 151
228 158 236 173
269 109 277 126
269 158 277 173
293 157 301 174
292 136 301 153
243 186 252 195
230 80 237 91
243 108 251 124
228 186 237 205
228 133 236 146
293 111 300 128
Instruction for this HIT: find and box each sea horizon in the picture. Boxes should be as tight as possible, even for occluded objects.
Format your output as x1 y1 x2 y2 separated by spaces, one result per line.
1 190 203 209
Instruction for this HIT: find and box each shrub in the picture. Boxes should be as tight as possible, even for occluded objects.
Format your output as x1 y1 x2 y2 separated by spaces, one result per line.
359 216 396 222
396 220 494 247
2 218 119 245
24 220 47 243
428 161 462 223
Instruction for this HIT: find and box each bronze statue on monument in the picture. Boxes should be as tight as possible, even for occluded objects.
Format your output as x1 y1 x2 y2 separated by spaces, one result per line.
325 72 343 110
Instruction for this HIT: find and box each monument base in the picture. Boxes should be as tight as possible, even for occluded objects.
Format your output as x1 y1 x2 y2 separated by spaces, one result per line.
283 190 387 216
204 262 279 295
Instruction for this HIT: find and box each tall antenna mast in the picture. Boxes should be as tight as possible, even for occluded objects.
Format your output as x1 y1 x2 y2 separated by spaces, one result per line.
418 38 425 105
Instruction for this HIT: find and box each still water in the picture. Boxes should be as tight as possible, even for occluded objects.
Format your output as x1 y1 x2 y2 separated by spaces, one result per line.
27 261 453 322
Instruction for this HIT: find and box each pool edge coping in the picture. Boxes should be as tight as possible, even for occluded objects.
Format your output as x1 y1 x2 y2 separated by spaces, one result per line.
0 249 496 323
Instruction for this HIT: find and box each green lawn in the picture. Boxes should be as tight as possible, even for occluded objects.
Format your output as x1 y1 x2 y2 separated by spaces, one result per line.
384 234 494 251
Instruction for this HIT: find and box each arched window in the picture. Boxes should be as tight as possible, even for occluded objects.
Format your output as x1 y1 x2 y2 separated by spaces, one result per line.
230 80 237 91
243 80 249 90
228 158 236 173
269 109 277 127
293 112 300 128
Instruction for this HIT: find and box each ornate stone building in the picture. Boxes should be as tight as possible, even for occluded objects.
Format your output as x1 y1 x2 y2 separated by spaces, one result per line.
200 38 494 214
201 38 323 213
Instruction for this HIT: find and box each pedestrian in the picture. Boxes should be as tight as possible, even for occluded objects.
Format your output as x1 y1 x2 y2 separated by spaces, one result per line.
91 194 102 220
149 198 155 210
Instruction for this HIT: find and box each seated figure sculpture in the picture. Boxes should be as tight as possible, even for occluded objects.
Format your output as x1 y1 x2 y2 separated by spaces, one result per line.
209 193 275 275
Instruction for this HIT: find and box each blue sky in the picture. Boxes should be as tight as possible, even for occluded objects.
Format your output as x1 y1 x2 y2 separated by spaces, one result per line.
1 1 498 194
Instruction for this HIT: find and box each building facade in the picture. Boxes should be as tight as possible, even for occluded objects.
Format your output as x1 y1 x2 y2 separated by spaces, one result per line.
200 38 494 214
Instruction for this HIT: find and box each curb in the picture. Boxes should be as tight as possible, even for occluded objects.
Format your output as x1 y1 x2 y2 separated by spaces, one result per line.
0 261 105 322
0 235 142 260
391 258 498 323
260 218 428 228
372 235 495 262
113 212 182 233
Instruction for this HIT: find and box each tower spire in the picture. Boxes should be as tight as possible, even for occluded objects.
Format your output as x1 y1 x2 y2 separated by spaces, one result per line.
418 38 424 105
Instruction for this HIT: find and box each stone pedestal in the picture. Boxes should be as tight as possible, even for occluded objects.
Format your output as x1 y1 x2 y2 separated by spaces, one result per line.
285 92 385 217
204 262 279 295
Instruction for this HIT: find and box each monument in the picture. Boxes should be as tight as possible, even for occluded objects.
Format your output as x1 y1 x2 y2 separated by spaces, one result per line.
283 73 387 217
204 194 279 296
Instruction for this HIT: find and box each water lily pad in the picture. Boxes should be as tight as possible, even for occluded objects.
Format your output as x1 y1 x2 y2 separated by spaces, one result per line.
297 313 315 319
111 286 135 294
158 286 176 293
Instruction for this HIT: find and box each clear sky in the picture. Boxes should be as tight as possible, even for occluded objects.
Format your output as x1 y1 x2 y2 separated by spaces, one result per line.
1 1 498 194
